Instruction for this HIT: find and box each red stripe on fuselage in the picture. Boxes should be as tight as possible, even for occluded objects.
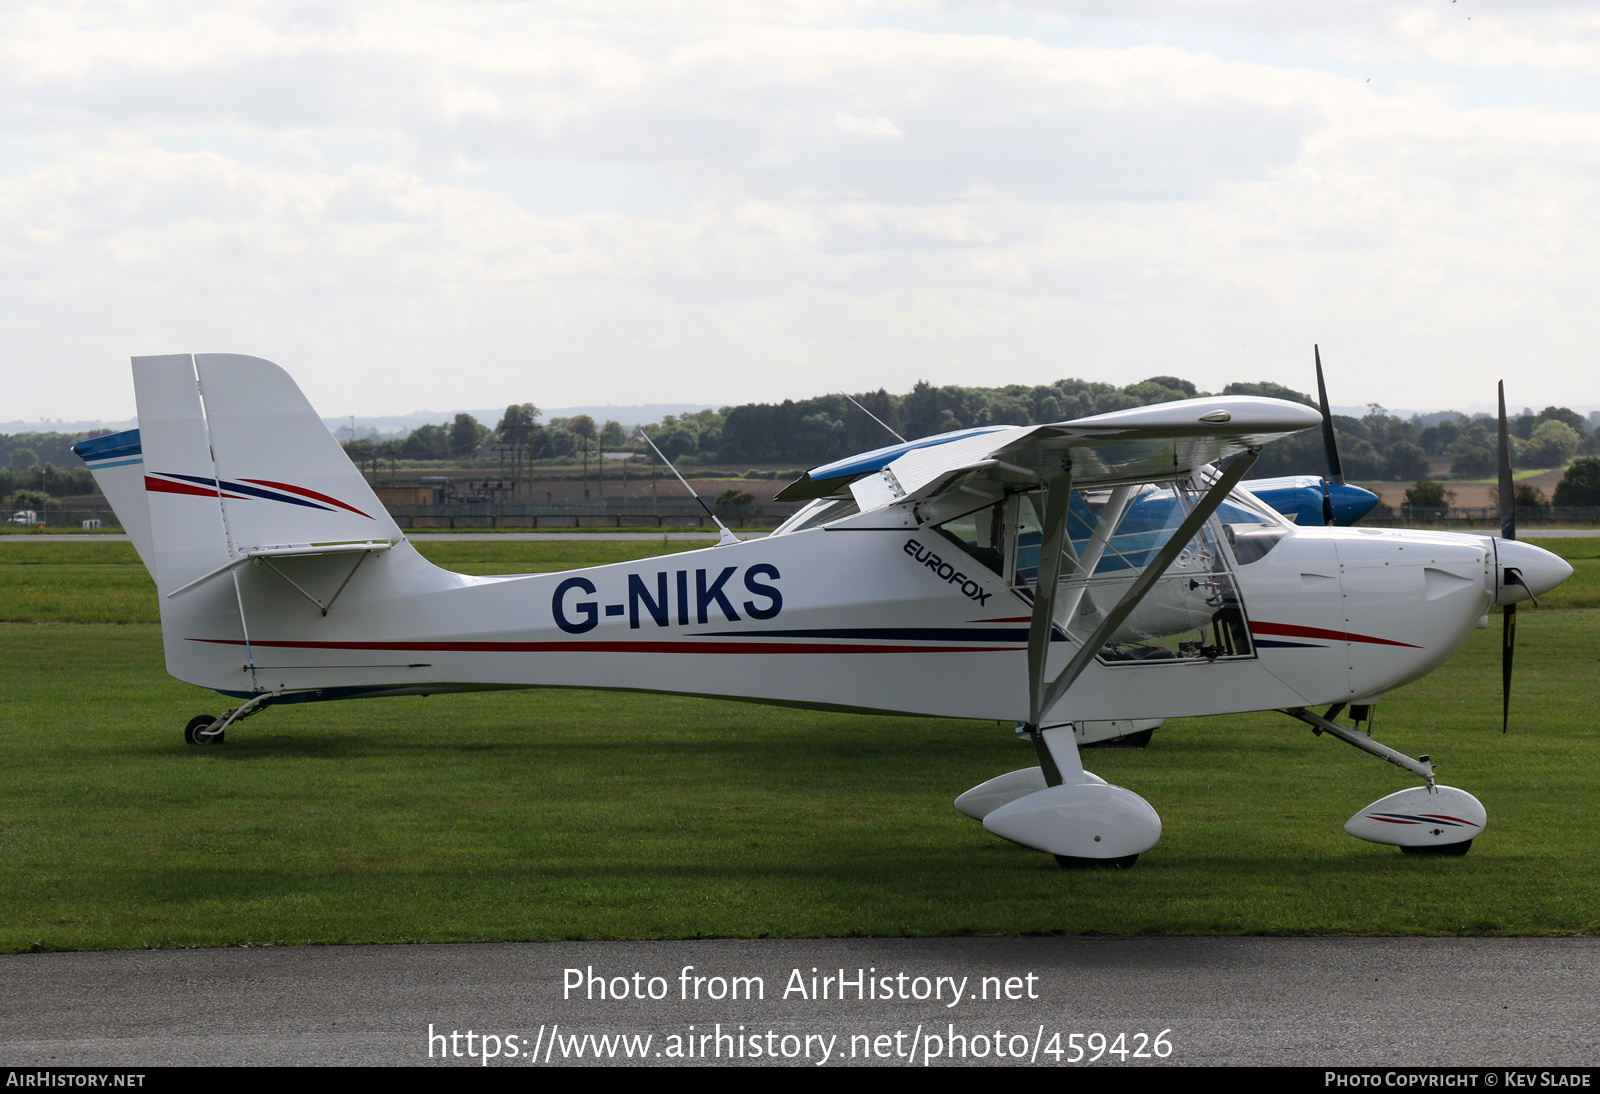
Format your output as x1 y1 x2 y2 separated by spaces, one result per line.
1249 621 1421 649
191 638 1019 655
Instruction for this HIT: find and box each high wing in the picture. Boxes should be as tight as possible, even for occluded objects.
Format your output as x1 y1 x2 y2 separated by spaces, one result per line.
776 396 1323 509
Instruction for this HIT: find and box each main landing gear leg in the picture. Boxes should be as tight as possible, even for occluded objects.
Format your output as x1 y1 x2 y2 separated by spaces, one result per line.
1285 706 1485 855
183 694 271 746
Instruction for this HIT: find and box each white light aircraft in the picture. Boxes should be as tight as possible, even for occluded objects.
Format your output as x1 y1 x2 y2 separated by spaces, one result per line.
75 355 1572 867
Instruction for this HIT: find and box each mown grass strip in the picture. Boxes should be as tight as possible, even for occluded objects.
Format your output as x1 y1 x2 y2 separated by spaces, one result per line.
0 539 708 623
0 609 1596 949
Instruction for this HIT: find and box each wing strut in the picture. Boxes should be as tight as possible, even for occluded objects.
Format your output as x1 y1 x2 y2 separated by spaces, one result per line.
1023 448 1262 784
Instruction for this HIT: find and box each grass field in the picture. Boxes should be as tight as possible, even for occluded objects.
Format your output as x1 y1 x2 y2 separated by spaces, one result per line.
0 538 1596 950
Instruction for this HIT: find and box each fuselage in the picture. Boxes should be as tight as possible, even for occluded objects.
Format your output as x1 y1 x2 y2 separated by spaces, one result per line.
164 484 1568 723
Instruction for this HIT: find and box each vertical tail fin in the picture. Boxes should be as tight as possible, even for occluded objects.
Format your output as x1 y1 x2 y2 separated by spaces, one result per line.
71 429 157 576
122 353 407 692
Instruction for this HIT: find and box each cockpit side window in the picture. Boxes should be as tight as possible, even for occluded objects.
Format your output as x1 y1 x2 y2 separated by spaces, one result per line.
1214 493 1290 565
771 496 860 535
933 501 1006 575
1006 479 1258 665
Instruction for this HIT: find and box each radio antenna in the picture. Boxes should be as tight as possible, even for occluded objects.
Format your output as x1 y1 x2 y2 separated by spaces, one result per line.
840 392 906 443
639 428 741 546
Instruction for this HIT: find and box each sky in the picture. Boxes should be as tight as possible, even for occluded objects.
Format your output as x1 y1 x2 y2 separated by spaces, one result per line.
4 0 1599 423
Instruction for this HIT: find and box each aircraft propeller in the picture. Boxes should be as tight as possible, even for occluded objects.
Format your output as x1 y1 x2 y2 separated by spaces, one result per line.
1314 345 1345 526
1497 380 1521 734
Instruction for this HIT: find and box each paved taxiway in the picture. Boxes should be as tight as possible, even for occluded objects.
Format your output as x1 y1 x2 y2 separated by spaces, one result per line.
2 937 1594 1066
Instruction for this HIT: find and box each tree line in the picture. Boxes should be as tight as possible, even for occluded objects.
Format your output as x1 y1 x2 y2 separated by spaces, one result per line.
7 374 1600 508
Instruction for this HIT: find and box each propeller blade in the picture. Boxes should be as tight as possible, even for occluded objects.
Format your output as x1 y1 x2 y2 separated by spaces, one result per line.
1502 602 1516 734
1497 381 1516 732
1497 380 1515 542
1314 345 1345 487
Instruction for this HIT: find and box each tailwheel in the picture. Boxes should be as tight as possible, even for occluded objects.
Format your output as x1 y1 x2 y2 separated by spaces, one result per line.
1401 840 1472 857
184 714 224 746
1054 854 1139 869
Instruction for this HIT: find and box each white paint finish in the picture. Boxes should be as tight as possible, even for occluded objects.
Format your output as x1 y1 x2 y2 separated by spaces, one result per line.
1345 786 1486 849
1333 528 1496 699
96 355 1574 763
195 353 402 552
1240 526 1350 703
982 783 1162 859
953 767 1047 821
1076 718 1163 745
1494 539 1575 605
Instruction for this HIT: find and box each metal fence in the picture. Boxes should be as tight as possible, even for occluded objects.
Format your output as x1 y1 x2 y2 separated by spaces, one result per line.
383 498 796 530
11 501 1598 535
2 508 116 531
1368 506 1600 529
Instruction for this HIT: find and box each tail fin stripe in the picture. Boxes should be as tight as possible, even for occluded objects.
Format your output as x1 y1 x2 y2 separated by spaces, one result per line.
157 472 339 512
146 475 247 500
240 478 374 519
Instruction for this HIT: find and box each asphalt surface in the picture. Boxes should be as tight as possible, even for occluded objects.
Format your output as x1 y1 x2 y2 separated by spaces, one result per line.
2 937 1595 1067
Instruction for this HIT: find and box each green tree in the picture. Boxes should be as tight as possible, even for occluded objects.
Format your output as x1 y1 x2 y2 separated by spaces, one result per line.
496 403 541 442
1404 480 1453 508
1123 376 1199 404
11 488 49 512
601 420 627 448
1516 483 1548 508
567 415 596 497
449 413 488 460
649 415 699 461
1522 420 1581 468
1383 441 1428 482
1447 427 1497 478
1221 381 1313 405
1341 438 1383 480
401 423 451 461
1489 483 1548 508
1535 406 1587 435
1552 457 1600 506
1418 418 1462 456
9 448 37 472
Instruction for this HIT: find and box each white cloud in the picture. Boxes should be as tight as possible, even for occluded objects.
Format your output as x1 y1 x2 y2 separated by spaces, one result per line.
2 1 1599 419
834 112 903 136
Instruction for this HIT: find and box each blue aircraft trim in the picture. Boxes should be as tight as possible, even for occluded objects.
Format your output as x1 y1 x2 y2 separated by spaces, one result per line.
693 626 1035 643
214 685 413 703
1250 481 1380 526
72 429 142 463
803 426 1012 485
